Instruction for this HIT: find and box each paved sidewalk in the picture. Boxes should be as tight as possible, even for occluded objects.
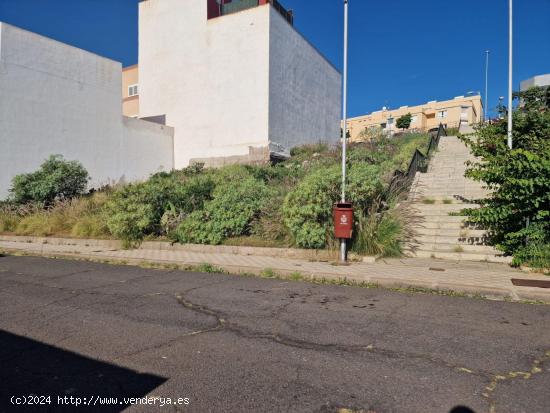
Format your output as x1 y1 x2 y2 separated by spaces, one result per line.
1 237 549 303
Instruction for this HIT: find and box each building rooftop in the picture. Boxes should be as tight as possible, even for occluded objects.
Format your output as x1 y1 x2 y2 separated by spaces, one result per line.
207 0 293 25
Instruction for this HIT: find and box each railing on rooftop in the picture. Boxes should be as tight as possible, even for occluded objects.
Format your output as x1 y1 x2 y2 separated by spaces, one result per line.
221 0 259 15
271 0 294 25
216 0 294 25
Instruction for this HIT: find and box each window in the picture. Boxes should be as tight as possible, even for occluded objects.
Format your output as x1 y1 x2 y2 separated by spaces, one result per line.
380 123 387 129
128 84 139 97
437 110 448 119
387 117 394 125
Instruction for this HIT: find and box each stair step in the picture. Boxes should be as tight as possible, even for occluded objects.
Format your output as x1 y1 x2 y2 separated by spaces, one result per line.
416 235 489 245
417 243 500 254
420 222 472 229
414 203 478 211
415 228 487 237
409 249 512 264
406 134 506 264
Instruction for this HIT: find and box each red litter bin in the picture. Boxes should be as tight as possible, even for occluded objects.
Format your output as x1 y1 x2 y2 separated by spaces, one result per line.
333 202 354 239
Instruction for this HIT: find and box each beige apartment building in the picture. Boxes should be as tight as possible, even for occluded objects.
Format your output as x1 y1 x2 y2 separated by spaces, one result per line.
345 95 483 142
122 65 139 117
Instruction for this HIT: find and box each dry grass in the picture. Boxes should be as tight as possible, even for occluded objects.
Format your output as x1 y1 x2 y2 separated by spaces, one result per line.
0 193 110 238
352 186 422 257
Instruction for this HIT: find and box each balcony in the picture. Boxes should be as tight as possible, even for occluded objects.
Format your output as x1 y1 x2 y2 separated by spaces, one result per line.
207 0 293 25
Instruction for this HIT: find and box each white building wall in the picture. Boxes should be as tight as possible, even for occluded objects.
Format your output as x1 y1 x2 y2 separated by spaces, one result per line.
139 0 271 168
520 73 550 91
121 117 174 182
0 23 174 199
268 8 341 155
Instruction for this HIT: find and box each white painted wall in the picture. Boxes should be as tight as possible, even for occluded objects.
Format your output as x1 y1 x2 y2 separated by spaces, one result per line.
139 0 270 168
268 7 341 155
121 117 174 182
139 0 341 167
0 23 174 199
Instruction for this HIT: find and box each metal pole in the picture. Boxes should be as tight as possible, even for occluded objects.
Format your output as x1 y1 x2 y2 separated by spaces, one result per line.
340 0 349 262
507 0 513 149
484 50 489 122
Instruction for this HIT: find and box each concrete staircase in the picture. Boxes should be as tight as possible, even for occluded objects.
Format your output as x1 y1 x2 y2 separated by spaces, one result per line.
407 129 511 263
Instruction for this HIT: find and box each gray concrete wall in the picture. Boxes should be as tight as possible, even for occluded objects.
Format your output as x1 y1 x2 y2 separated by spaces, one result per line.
0 23 174 199
268 7 341 156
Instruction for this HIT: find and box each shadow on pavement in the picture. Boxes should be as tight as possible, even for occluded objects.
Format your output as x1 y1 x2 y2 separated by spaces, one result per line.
0 330 166 412
450 406 476 413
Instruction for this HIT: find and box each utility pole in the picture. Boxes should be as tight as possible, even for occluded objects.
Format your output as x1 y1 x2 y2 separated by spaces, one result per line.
484 50 490 122
340 0 349 262
507 0 513 149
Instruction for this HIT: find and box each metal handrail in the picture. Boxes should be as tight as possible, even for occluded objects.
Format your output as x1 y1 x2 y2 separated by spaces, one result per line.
389 123 447 193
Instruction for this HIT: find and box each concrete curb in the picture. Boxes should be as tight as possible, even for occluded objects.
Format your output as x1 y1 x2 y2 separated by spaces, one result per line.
0 234 364 261
2 242 549 305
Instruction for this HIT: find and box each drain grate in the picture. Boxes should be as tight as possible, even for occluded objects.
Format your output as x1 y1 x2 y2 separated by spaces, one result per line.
511 278 550 289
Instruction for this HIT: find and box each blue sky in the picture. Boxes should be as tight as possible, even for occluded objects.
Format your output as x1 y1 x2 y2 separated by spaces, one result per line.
1 0 549 118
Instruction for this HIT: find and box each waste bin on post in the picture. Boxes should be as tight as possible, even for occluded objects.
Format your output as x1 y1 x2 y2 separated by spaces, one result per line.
333 202 353 239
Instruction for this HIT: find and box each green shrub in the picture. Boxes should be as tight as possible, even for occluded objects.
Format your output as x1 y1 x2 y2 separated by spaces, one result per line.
460 86 550 263
282 166 340 249
282 164 383 249
106 174 215 246
176 176 270 245
10 155 89 205
250 193 292 246
512 242 550 270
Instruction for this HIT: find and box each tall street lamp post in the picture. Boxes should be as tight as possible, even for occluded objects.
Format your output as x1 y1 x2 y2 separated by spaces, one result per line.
507 0 513 149
340 0 349 262
484 50 490 122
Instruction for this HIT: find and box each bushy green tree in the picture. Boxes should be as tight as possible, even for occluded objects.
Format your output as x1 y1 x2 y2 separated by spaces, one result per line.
10 155 89 205
396 113 413 130
460 86 550 267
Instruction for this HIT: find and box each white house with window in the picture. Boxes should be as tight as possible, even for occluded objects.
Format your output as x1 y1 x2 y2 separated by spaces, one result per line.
128 84 139 97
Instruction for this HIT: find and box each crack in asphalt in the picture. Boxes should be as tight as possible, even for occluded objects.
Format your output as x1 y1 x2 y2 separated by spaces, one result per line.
113 280 236 361
170 290 495 381
4 262 548 412
482 349 550 413
171 290 550 413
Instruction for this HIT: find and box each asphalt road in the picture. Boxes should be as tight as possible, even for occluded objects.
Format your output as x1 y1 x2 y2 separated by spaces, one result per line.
0 255 549 413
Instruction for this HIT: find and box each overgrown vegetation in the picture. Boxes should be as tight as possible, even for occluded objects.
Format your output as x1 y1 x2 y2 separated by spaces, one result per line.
1 132 431 256
10 155 89 205
460 86 550 269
